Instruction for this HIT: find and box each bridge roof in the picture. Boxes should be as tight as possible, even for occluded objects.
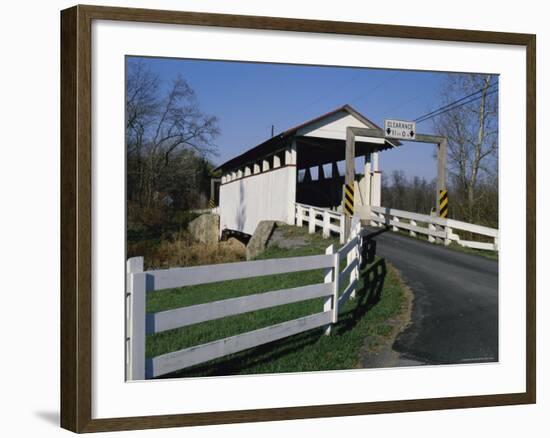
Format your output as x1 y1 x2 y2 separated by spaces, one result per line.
214 104 399 173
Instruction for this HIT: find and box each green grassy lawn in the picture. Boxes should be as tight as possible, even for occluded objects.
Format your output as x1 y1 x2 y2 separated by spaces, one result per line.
146 225 407 378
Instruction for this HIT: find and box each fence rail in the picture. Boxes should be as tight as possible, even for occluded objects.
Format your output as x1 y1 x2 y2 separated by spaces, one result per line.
369 206 499 251
295 202 345 243
126 219 363 380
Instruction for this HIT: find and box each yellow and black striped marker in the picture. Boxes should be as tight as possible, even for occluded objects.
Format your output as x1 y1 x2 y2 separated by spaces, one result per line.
209 198 216 209
344 184 354 216
439 189 449 218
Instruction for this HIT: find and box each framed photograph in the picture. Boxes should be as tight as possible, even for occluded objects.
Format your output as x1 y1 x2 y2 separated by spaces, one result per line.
60 4 536 433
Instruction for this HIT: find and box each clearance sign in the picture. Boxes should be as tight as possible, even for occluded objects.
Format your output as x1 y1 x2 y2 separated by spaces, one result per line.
384 119 416 140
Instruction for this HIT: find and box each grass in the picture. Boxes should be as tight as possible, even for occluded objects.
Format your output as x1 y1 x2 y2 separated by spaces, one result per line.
146 225 407 378
127 210 246 270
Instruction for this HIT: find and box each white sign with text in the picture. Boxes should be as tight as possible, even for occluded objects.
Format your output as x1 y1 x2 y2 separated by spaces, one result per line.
384 119 416 140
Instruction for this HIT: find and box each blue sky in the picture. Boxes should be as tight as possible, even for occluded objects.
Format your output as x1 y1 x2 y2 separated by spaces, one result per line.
128 56 457 180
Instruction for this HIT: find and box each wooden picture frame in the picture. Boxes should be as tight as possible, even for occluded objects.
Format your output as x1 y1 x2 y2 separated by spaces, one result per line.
60 4 536 433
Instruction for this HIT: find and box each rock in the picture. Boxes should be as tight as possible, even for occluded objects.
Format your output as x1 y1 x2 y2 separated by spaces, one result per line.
246 220 277 260
187 214 219 245
225 237 246 251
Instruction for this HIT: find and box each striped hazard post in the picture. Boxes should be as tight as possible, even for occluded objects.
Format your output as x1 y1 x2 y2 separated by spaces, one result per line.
439 189 449 218
344 183 354 216
209 198 216 209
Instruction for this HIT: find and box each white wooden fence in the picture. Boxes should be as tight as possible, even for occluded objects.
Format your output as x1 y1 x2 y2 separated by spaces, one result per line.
126 220 362 380
369 206 499 251
295 202 345 244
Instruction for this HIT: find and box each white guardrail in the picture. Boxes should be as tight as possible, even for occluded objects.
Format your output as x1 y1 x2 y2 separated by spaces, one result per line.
295 202 345 244
369 206 499 251
126 220 363 380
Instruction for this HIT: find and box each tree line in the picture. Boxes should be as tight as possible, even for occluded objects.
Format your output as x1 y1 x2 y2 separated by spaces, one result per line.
126 60 219 231
383 73 498 228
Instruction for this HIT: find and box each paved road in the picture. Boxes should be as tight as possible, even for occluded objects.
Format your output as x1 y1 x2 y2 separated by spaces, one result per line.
365 228 498 365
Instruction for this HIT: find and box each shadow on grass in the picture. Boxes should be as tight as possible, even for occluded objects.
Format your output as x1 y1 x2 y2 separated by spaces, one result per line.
334 259 387 336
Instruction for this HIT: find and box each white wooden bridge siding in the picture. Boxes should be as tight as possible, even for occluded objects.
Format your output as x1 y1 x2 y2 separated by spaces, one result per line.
219 166 296 235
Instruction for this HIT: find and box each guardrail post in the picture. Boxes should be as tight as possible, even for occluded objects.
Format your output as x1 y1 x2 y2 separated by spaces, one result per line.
444 226 452 246
127 257 146 380
322 211 330 238
324 245 336 335
296 204 303 227
428 223 436 243
410 219 417 237
392 216 400 232
308 207 315 234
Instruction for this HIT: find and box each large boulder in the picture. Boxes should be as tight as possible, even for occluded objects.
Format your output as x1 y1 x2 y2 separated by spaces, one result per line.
246 220 277 260
188 214 220 245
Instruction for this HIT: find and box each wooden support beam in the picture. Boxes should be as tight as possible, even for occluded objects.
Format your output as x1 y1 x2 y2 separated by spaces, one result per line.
436 138 447 216
343 127 356 240
349 127 447 216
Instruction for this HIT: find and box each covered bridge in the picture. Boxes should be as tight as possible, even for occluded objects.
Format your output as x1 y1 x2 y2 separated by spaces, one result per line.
214 105 398 236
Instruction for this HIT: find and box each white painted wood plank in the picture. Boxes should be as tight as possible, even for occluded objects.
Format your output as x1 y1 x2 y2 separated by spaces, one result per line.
458 240 496 251
338 236 359 258
339 258 359 285
371 206 431 223
145 254 333 291
388 219 446 238
371 206 498 238
338 278 359 308
149 311 332 377
444 219 499 238
148 282 333 333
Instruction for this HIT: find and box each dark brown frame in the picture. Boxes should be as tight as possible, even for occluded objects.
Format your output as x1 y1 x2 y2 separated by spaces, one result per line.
60 4 536 433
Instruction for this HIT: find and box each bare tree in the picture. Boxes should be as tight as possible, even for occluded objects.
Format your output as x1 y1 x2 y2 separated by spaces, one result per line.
126 60 220 209
433 74 498 223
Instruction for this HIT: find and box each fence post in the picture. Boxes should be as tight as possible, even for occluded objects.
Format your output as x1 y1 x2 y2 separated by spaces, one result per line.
308 207 315 234
127 256 146 380
323 244 335 335
296 205 303 227
322 211 330 238
392 216 400 232
349 220 360 300
332 250 340 326
410 219 417 237
339 216 345 244
444 226 452 246
494 235 499 251
428 223 436 243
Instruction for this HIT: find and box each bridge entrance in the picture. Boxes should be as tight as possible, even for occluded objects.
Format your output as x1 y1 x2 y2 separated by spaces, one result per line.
342 126 447 240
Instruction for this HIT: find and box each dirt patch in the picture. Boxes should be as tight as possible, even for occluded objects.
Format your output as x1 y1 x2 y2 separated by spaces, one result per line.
357 265 422 368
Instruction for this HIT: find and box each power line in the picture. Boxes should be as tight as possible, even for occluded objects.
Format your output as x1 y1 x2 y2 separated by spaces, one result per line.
416 88 498 124
414 82 498 124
